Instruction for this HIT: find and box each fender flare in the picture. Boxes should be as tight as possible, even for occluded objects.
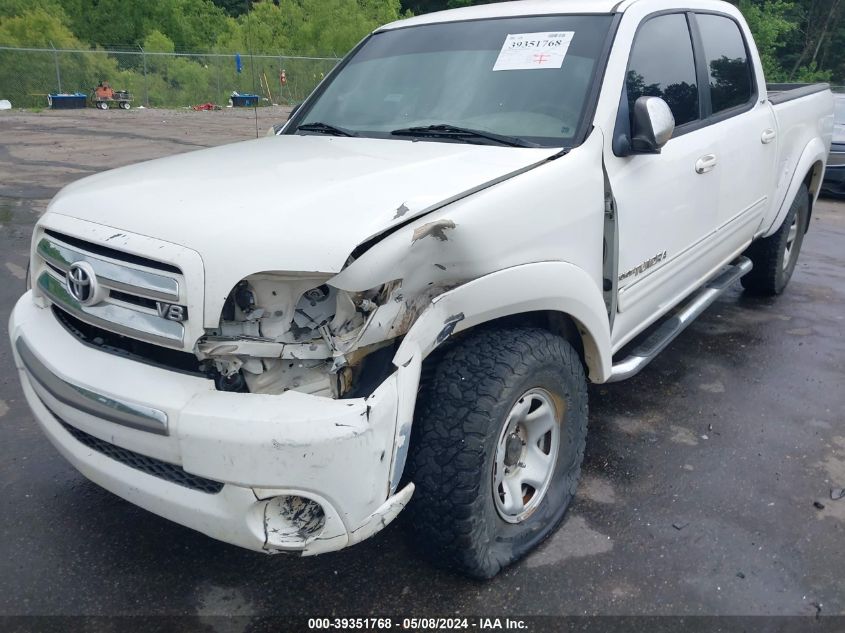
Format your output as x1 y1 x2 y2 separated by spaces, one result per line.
762 137 827 237
384 261 612 494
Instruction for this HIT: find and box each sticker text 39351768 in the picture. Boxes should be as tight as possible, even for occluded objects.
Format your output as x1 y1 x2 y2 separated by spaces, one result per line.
493 31 575 71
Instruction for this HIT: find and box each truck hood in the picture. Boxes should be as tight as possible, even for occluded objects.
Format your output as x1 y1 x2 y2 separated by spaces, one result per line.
48 135 558 281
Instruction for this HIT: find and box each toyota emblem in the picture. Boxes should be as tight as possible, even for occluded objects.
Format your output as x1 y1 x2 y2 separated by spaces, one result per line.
66 262 99 305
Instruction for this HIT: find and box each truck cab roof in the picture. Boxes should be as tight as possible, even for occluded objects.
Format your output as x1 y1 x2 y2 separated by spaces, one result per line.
378 0 736 31
379 1 620 32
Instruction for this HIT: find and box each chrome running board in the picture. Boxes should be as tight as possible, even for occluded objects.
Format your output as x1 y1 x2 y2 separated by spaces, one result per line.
608 257 753 383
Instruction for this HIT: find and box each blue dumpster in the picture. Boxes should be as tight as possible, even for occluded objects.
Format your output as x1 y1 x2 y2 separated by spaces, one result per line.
48 93 87 109
231 93 260 107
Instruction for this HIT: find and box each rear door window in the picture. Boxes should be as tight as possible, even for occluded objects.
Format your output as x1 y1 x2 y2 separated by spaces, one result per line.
626 13 700 127
696 13 754 114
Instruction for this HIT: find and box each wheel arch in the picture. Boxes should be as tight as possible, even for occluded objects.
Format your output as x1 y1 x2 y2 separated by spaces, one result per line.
764 137 828 237
392 261 612 384
386 261 610 498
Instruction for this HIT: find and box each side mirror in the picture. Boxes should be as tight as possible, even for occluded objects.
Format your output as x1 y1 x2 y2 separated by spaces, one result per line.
631 96 675 153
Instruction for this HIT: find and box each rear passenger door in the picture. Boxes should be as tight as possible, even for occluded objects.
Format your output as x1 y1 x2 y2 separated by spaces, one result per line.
692 11 777 254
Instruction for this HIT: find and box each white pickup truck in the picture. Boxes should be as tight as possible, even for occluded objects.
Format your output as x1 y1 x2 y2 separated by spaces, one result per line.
9 0 834 578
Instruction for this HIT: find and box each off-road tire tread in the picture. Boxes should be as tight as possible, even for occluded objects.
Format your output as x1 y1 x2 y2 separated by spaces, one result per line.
405 327 588 578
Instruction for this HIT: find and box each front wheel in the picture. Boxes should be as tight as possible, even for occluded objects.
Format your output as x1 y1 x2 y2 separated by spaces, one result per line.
405 327 588 579
741 183 810 295
119 101 130 110
96 101 109 110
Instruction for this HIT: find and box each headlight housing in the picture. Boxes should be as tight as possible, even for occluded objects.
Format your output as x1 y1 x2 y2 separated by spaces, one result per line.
198 272 392 397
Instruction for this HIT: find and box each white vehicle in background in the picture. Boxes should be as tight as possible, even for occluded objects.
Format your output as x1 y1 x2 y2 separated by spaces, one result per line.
9 0 833 578
821 92 845 197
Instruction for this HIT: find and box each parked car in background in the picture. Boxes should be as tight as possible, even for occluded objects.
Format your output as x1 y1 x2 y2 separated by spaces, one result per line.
822 92 845 197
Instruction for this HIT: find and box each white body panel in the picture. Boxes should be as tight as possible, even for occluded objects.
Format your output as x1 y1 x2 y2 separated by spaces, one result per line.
605 123 720 326
591 0 833 351
47 136 558 327
8 0 833 554
763 94 835 236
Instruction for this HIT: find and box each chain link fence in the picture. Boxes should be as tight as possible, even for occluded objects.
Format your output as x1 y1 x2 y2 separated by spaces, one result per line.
0 45 340 109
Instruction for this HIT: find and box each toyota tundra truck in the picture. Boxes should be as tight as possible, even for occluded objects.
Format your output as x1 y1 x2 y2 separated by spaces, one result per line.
9 0 834 578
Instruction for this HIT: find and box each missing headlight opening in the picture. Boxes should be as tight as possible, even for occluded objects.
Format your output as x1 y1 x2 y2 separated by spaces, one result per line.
197 273 401 398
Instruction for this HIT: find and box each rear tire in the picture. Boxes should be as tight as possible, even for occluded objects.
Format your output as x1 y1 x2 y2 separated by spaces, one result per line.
741 183 810 295
405 327 588 579
96 101 109 110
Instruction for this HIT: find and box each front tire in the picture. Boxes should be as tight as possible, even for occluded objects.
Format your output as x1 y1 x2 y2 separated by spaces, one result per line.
741 183 810 295
405 327 588 579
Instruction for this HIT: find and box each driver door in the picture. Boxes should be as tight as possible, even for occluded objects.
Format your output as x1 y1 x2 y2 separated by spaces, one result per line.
604 12 720 350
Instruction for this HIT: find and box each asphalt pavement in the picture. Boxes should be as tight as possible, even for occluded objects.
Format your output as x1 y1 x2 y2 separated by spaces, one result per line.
0 109 843 621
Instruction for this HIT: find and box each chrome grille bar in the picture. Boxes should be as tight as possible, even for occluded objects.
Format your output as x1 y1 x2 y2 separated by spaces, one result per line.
16 337 169 435
37 237 179 302
38 272 184 346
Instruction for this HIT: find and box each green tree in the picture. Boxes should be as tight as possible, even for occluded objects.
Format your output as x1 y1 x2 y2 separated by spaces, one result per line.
781 0 843 81
0 0 65 19
0 7 122 105
140 30 219 105
211 0 253 17
58 0 231 50
732 0 795 80
215 0 404 56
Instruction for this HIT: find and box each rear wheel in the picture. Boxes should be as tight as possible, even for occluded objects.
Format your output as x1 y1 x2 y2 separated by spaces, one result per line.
119 101 130 110
741 183 810 295
96 101 109 110
405 327 588 579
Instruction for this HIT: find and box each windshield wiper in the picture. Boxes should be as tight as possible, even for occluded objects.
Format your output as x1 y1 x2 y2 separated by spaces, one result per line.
391 124 538 148
296 122 357 137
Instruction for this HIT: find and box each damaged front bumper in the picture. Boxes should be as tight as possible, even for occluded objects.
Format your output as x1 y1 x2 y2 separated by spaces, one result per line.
8 292 416 555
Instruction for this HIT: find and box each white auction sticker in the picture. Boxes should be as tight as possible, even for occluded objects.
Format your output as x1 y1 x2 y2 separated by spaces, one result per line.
493 31 575 71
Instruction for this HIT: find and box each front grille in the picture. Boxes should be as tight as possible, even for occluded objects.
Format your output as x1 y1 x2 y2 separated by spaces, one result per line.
109 289 159 310
53 306 206 377
34 230 187 348
56 416 224 494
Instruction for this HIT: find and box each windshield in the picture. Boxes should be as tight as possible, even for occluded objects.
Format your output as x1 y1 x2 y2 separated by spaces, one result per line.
290 15 614 147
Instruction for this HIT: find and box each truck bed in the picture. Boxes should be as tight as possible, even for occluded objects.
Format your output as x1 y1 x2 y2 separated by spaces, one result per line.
767 83 830 105
764 83 834 236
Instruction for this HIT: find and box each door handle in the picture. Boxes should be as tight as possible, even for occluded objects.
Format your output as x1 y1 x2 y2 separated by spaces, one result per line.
761 129 777 144
695 154 718 174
